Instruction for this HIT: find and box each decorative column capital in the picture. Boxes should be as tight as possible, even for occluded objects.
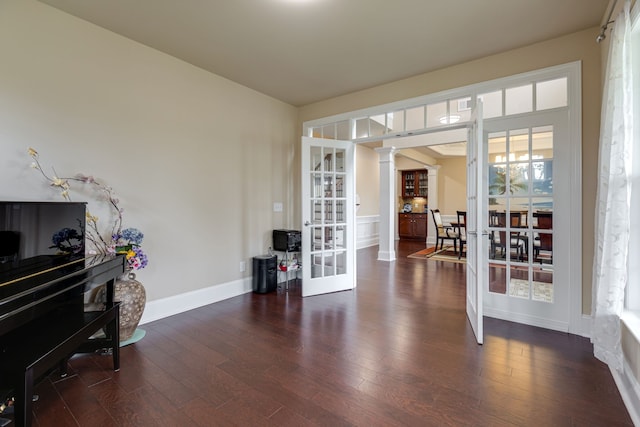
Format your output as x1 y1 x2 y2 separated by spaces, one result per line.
375 146 396 163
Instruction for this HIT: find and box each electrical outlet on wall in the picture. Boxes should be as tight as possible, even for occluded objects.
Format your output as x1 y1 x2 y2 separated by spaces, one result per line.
273 202 283 212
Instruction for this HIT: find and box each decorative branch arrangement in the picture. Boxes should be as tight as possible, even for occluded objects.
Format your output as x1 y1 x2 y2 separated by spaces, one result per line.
28 148 148 270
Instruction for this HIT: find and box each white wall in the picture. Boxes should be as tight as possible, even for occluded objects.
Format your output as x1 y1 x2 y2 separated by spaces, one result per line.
437 157 467 214
0 1 298 309
355 144 380 216
354 145 381 248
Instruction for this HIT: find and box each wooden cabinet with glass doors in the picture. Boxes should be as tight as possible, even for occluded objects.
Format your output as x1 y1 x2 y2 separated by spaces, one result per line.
401 169 428 198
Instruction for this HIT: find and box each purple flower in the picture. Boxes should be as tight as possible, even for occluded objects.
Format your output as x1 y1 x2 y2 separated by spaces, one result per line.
127 246 148 270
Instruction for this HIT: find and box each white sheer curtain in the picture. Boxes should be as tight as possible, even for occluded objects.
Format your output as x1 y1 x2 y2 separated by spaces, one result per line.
592 0 634 372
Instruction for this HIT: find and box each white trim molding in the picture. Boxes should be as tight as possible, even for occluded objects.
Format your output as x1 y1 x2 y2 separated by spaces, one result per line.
611 359 640 426
483 307 569 333
139 277 252 325
582 312 640 424
357 215 380 249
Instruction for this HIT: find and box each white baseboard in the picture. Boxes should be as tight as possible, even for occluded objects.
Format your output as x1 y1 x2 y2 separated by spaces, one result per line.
483 307 569 332
139 216 379 325
612 359 640 426
358 237 379 249
377 250 396 261
139 277 252 325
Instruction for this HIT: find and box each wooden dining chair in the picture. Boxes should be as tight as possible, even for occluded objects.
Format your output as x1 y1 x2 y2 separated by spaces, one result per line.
533 211 553 263
493 211 525 261
430 209 458 252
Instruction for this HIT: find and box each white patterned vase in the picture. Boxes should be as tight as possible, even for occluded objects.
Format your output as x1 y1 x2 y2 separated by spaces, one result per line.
94 272 146 341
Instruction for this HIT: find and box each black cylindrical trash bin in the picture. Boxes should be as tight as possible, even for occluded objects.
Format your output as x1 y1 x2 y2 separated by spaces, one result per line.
252 255 277 293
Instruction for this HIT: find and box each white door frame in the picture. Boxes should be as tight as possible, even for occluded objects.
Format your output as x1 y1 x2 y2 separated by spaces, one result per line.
301 61 582 335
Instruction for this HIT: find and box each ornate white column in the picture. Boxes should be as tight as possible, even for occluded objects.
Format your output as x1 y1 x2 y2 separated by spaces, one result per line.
375 147 396 261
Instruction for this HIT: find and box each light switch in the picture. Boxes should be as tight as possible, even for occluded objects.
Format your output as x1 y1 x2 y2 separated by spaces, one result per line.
273 202 283 212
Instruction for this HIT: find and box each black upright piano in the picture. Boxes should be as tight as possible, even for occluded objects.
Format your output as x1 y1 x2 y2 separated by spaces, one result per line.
0 201 125 426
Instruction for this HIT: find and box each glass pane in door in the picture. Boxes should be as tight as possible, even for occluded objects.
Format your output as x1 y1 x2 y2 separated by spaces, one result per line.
509 265 529 299
311 174 322 198
311 253 323 278
307 145 348 282
311 201 321 224
324 200 333 223
487 125 554 304
311 146 322 171
335 226 346 249
533 268 553 302
324 175 334 197
489 264 507 295
335 150 345 172
335 175 344 197
335 200 345 223
336 251 347 275
312 227 323 251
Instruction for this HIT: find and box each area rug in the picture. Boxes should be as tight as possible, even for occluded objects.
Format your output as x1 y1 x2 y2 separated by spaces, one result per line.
408 246 466 264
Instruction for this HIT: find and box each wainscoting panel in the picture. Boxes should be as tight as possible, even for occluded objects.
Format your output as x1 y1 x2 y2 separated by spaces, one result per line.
357 215 380 249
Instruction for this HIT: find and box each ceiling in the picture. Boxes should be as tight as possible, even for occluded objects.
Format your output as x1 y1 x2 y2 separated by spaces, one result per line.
39 0 610 107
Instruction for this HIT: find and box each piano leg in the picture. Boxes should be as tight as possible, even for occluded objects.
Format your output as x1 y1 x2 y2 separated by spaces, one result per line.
111 303 120 371
14 367 34 427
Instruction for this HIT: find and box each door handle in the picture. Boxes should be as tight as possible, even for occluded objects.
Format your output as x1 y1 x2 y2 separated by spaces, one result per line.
304 221 311 227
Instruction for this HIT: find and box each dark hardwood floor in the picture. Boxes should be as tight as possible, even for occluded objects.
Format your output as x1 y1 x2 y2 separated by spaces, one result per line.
16 240 633 426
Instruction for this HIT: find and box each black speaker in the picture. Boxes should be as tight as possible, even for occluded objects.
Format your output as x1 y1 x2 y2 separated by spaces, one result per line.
252 255 277 294
272 229 301 252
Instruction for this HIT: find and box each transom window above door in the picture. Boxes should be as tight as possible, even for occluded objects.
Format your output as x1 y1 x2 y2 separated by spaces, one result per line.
308 76 568 143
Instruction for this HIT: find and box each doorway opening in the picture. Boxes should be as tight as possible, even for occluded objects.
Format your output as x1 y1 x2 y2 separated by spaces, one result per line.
302 61 582 336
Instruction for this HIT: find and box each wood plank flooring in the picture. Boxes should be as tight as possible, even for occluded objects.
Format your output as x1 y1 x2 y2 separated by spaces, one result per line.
15 240 634 426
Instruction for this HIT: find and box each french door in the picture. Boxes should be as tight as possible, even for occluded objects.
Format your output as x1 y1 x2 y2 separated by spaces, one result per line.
483 111 570 331
466 102 485 344
301 137 356 297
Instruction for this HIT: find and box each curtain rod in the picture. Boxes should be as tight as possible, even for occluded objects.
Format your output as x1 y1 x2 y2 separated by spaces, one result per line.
596 0 619 42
